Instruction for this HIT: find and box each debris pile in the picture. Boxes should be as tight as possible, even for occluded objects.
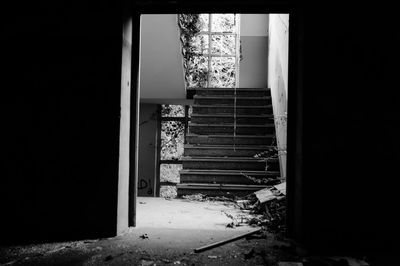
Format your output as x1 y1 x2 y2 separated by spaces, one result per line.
250 182 287 234
180 182 287 234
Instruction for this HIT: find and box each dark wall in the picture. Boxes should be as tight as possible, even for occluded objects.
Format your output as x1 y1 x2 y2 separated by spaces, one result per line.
298 4 400 254
1 2 124 245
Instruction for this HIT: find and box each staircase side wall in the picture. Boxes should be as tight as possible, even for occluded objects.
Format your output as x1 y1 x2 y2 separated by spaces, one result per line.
239 14 269 88
139 15 186 100
268 14 289 178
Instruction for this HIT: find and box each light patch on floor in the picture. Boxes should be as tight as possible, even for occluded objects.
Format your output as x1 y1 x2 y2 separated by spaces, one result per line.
136 196 255 231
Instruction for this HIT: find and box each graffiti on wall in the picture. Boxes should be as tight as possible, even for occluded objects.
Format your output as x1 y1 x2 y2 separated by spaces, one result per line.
138 178 154 196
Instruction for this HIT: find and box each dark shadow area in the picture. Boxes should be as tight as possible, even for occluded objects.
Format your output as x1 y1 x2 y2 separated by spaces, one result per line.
1 2 123 245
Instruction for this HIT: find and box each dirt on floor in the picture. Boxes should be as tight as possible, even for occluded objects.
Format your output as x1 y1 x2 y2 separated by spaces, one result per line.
0 230 296 266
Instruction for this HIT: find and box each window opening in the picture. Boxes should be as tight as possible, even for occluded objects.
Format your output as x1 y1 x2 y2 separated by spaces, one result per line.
178 14 241 88
159 104 190 198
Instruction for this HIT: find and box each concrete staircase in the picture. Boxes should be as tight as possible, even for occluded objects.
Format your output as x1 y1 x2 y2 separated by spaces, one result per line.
177 88 280 197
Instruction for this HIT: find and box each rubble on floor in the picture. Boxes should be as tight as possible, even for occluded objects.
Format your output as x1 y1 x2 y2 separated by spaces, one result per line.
181 181 287 235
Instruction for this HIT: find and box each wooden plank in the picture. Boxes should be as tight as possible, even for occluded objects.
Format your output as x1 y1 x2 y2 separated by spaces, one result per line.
194 228 262 253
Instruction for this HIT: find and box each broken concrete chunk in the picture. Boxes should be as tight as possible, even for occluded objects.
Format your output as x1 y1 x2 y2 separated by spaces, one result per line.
139 234 149 239
274 182 286 195
254 188 276 203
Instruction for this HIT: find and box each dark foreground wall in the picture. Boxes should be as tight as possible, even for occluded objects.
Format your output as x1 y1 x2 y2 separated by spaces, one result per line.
298 4 400 253
1 2 124 245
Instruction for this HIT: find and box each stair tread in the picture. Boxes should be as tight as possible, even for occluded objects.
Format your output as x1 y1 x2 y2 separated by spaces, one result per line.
182 156 277 161
190 123 274 127
192 87 269 90
186 133 275 138
180 169 280 175
184 144 274 149
191 113 273 118
194 95 270 99
192 104 271 108
177 183 268 189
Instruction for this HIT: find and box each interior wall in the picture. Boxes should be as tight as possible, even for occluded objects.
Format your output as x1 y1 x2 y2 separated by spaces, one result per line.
268 14 289 178
139 15 186 100
239 14 269 88
138 103 158 197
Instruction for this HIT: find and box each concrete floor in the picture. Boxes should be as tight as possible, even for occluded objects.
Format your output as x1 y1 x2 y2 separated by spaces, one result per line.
136 196 256 230
1 197 390 265
0 197 274 265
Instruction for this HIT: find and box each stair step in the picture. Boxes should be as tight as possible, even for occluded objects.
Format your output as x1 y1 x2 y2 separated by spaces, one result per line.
194 88 270 97
194 95 271 106
180 169 280 184
192 105 272 115
189 123 275 135
190 114 273 125
186 133 276 145
184 144 272 157
177 183 268 197
182 156 267 171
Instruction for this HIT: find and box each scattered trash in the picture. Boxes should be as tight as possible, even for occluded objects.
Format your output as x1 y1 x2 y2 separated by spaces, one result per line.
139 234 149 239
194 228 262 253
226 222 235 228
140 259 155 266
182 193 206 201
173 261 181 265
139 201 146 204
93 246 103 251
83 239 99 244
46 246 67 254
208 255 218 259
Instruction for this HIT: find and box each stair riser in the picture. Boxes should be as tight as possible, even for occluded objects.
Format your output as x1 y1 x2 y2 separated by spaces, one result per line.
186 136 275 145
193 106 272 115
180 174 280 184
177 188 264 197
183 161 265 170
196 90 268 97
190 116 273 125
184 148 266 157
189 125 274 135
194 98 270 106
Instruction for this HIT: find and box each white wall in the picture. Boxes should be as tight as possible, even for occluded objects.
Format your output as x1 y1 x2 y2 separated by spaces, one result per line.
117 18 132 235
140 15 186 101
138 103 158 197
239 14 269 88
268 14 289 178
240 14 269 37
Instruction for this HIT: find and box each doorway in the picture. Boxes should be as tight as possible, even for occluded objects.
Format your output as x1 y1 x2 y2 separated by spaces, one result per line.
119 4 304 241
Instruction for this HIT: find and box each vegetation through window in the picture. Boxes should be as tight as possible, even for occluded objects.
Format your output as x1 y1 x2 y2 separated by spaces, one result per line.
178 14 240 88
159 105 190 198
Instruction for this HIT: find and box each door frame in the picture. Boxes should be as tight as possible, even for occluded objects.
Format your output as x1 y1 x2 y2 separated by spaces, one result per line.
118 0 304 242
